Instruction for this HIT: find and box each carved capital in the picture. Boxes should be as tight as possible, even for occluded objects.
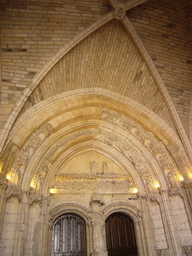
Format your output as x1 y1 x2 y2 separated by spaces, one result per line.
148 192 161 203
6 185 23 200
168 187 184 198
26 191 43 206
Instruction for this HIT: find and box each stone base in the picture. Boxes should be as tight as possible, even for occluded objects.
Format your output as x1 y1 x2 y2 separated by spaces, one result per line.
91 251 108 256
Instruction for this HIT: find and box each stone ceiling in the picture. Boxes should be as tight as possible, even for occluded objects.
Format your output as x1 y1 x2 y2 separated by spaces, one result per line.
0 0 192 195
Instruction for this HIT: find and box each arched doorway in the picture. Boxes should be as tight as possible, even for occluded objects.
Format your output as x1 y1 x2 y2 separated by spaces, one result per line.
51 213 87 256
105 212 138 256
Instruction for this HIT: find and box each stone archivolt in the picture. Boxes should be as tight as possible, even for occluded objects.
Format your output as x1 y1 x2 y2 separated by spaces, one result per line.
1 95 191 256
5 105 186 196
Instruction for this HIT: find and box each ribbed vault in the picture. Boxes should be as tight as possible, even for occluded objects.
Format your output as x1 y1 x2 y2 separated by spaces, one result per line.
20 19 175 130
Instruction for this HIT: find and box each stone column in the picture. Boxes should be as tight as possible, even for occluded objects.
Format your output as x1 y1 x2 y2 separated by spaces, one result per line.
176 183 192 233
140 196 156 256
14 191 30 256
90 197 108 256
1 185 22 256
0 179 7 234
183 182 192 212
40 196 51 256
159 190 179 256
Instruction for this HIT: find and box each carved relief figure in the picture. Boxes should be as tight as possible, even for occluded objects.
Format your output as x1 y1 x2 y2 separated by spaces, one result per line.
16 164 25 186
143 174 153 192
90 161 97 174
102 162 108 174
164 169 177 188
91 203 107 255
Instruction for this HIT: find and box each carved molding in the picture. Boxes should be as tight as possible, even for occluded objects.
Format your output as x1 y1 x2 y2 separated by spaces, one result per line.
10 123 53 187
100 108 180 188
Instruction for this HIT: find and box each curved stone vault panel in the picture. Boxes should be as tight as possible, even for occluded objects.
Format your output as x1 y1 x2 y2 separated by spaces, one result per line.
20 19 175 132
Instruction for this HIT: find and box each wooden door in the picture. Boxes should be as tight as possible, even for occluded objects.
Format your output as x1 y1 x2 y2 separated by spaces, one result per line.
52 213 87 256
105 212 138 256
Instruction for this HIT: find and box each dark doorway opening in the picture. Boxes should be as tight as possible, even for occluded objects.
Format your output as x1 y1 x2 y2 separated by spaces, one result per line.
52 213 87 256
105 212 138 256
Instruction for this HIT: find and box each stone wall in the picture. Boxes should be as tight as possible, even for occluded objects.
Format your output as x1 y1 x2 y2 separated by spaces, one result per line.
128 0 192 137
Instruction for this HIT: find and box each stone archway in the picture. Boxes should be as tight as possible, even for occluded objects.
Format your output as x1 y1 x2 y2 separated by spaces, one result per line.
1 94 192 256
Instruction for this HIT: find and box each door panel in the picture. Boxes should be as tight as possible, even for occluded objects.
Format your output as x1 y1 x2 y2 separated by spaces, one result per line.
52 214 87 256
106 212 138 256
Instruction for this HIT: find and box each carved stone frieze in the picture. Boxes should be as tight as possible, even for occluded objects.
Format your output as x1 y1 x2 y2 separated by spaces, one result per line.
51 174 133 194
55 173 128 180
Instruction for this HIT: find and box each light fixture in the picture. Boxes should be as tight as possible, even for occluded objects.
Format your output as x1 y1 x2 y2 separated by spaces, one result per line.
154 182 160 190
179 175 184 182
30 183 35 190
0 161 3 173
6 173 10 180
50 188 56 194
